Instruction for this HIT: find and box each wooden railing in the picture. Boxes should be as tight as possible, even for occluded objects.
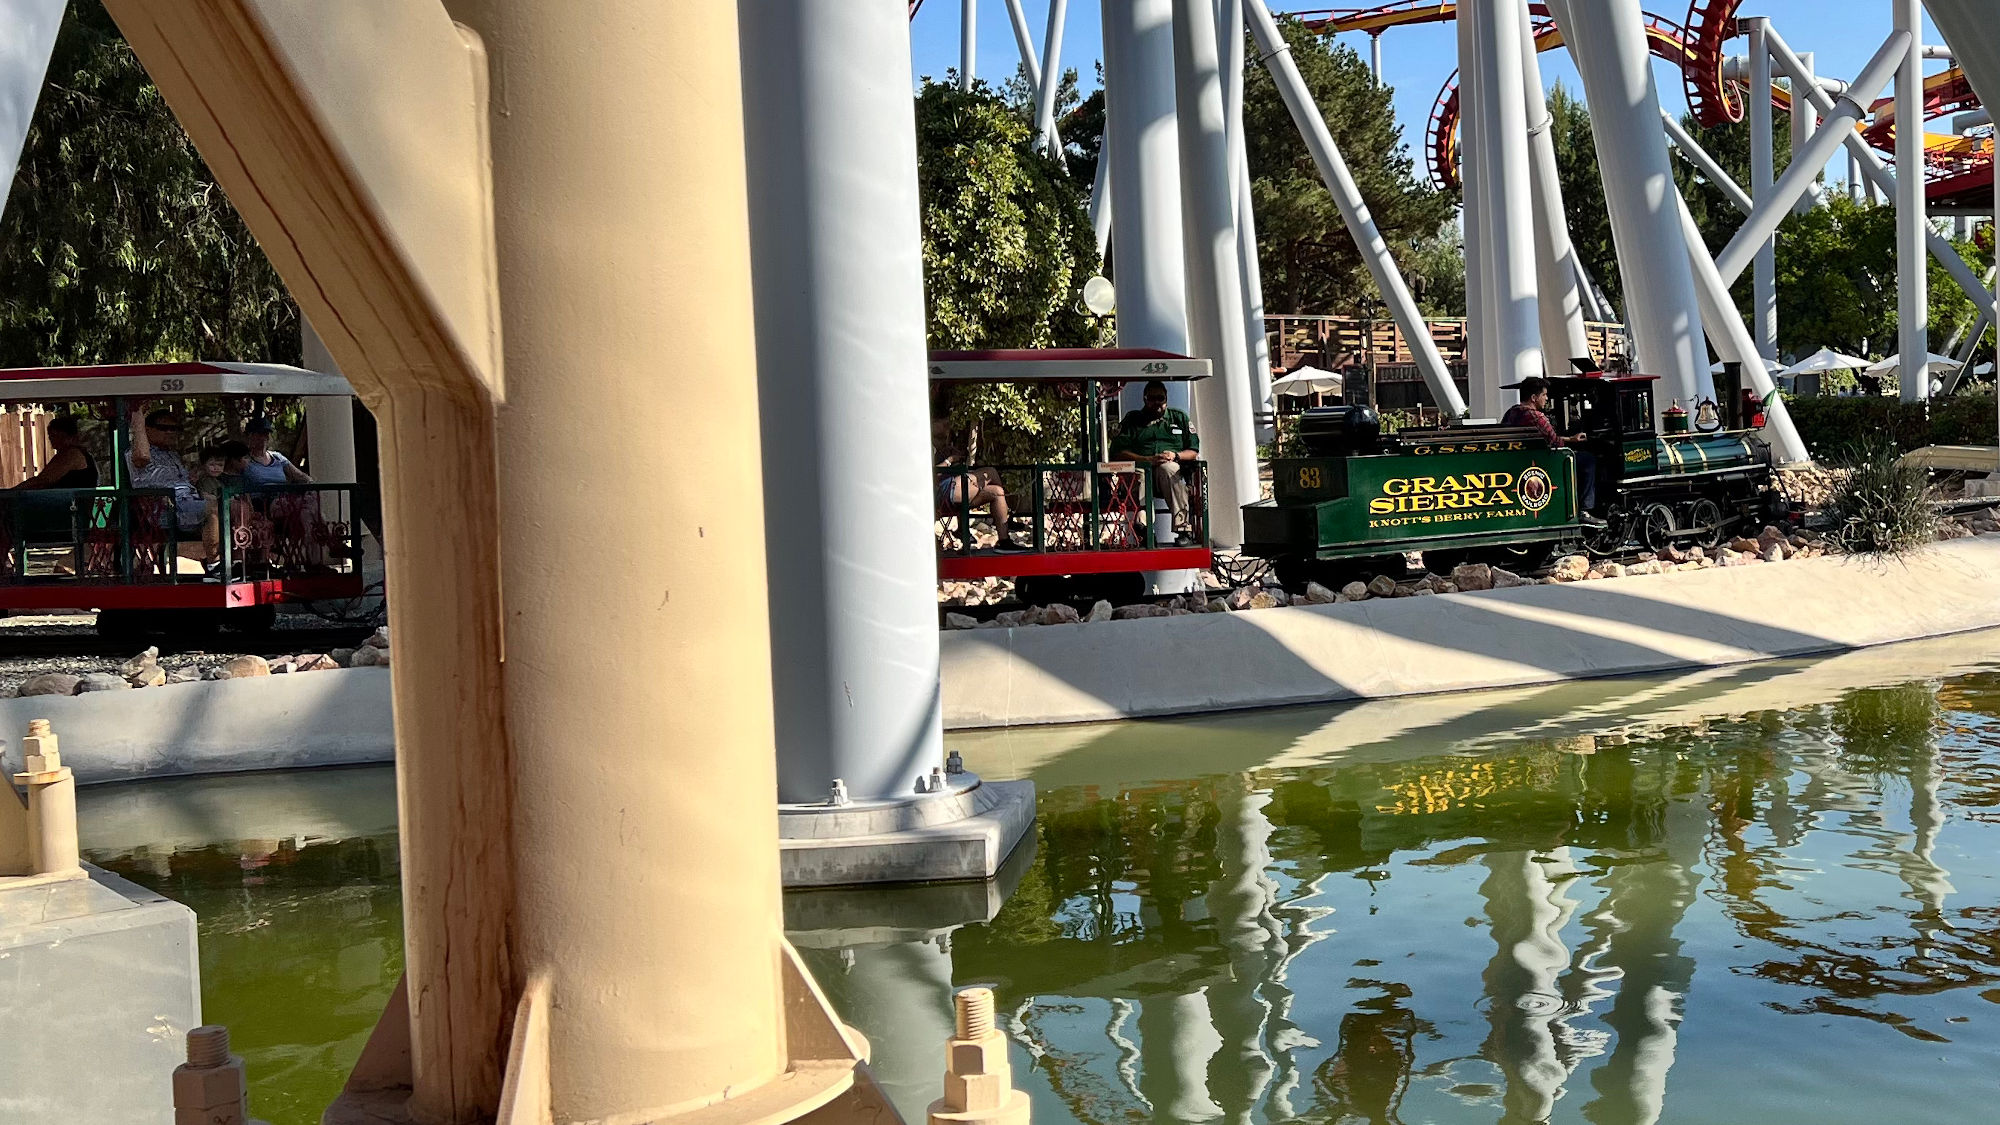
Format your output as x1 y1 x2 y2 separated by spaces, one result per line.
1266 315 1633 374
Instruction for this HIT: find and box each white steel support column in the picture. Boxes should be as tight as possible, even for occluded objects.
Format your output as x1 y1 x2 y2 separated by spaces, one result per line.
1849 147 1864 203
1764 25 1995 320
744 3 943 804
1477 0 1548 397
1716 32 1907 283
1370 33 1383 85
1896 0 1930 402
1090 129 1114 258
1747 18 1778 364
1103 0 1190 357
1677 190 1810 462
1004 0 1041 93
1519 12 1592 373
1458 6 1492 399
1791 51 1819 214
0 0 62 214
1662 110 1755 214
1246 0 1467 416
1236 149 1275 439
1174 0 1257 545
300 321 359 487
1221 0 1276 439
1034 0 1070 155
1550 0 1710 408
961 0 978 90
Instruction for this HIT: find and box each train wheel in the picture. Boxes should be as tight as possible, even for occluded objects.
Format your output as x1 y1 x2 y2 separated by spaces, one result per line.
1583 510 1629 557
1637 503 1678 554
1687 498 1727 551
221 603 279 634
94 608 147 642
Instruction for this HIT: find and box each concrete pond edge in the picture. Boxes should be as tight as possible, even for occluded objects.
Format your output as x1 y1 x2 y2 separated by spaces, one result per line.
940 536 2000 730
13 538 1999 781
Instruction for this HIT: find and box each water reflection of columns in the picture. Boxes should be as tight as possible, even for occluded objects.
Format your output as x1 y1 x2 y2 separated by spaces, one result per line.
1479 848 1581 1124
1265 871 1336 1121
802 936 957 1125
1580 796 1704 1125
1204 778 1287 1123
1901 743 1954 924
1138 990 1225 1123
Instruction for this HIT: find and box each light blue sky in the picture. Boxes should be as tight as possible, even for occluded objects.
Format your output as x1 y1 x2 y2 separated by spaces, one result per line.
910 2 1952 187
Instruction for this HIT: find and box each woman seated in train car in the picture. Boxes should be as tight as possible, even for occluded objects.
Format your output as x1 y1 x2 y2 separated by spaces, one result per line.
240 416 313 486
10 414 98 493
8 414 100 548
932 415 1026 552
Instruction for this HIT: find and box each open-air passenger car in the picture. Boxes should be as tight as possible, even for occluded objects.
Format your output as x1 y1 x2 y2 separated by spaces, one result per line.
930 349 1213 602
0 362 364 634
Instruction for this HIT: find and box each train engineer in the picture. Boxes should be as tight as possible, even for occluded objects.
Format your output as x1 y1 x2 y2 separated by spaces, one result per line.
1111 379 1201 546
1500 376 1595 509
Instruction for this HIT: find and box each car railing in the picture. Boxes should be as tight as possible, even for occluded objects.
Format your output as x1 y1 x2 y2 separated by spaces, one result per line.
0 483 358 587
933 461 1207 557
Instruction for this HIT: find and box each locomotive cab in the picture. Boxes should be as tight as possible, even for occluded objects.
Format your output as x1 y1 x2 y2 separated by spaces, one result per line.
1545 374 1658 512
1549 365 1782 555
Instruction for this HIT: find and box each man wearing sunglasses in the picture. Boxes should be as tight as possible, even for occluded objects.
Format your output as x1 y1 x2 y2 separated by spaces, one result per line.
1111 380 1201 546
127 406 217 561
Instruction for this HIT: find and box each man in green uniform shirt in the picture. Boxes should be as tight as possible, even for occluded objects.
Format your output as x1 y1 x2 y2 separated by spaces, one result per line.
1111 380 1201 545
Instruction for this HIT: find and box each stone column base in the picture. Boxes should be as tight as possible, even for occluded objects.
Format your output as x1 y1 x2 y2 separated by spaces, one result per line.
778 775 1036 888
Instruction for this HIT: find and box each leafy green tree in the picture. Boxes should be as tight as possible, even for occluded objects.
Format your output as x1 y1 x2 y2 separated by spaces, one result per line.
0 0 297 366
916 78 1107 462
1242 17 1450 313
1772 194 1987 360
1401 225 1467 317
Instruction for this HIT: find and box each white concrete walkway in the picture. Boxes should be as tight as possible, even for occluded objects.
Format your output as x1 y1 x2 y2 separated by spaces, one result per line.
941 536 2000 729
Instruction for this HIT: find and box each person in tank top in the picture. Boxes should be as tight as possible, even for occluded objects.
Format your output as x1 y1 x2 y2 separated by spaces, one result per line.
12 414 98 491
240 416 312 487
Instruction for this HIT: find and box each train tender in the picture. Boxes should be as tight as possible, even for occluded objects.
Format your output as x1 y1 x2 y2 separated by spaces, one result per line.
1245 367 1787 586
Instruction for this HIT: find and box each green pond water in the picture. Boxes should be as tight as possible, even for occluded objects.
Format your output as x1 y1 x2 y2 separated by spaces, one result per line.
82 632 2000 1125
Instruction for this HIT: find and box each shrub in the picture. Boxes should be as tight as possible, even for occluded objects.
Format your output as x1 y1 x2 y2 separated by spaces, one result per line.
1823 435 1938 555
1785 390 1996 459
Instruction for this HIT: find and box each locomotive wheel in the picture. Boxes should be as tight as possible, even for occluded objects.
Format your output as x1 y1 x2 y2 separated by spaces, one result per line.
1637 503 1678 554
1686 498 1727 551
1583 510 1629 557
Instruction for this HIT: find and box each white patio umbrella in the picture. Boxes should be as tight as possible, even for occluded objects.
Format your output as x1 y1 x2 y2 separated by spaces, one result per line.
1777 347 1872 377
1271 366 1343 396
1863 352 1963 377
1709 357 1783 374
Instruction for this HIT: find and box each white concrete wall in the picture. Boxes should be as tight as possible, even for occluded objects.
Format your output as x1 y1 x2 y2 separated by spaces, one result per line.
941 537 2000 729
1 669 393 783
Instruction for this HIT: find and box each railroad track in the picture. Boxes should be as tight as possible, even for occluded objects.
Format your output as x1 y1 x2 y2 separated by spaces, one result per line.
0 624 378 660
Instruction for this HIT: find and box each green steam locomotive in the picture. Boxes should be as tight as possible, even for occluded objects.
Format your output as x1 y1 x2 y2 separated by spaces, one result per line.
1244 370 1786 587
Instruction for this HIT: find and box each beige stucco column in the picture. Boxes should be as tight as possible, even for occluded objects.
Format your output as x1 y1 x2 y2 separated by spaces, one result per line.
440 1 789 1119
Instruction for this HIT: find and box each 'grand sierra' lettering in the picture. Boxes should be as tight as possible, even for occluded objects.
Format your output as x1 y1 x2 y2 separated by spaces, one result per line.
1368 472 1518 514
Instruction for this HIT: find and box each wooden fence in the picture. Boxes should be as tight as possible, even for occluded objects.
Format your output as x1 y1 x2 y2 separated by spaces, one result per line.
1267 315 1633 384
0 407 52 486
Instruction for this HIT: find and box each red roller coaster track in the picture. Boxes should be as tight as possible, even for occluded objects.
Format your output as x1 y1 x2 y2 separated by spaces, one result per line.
912 1 1989 205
